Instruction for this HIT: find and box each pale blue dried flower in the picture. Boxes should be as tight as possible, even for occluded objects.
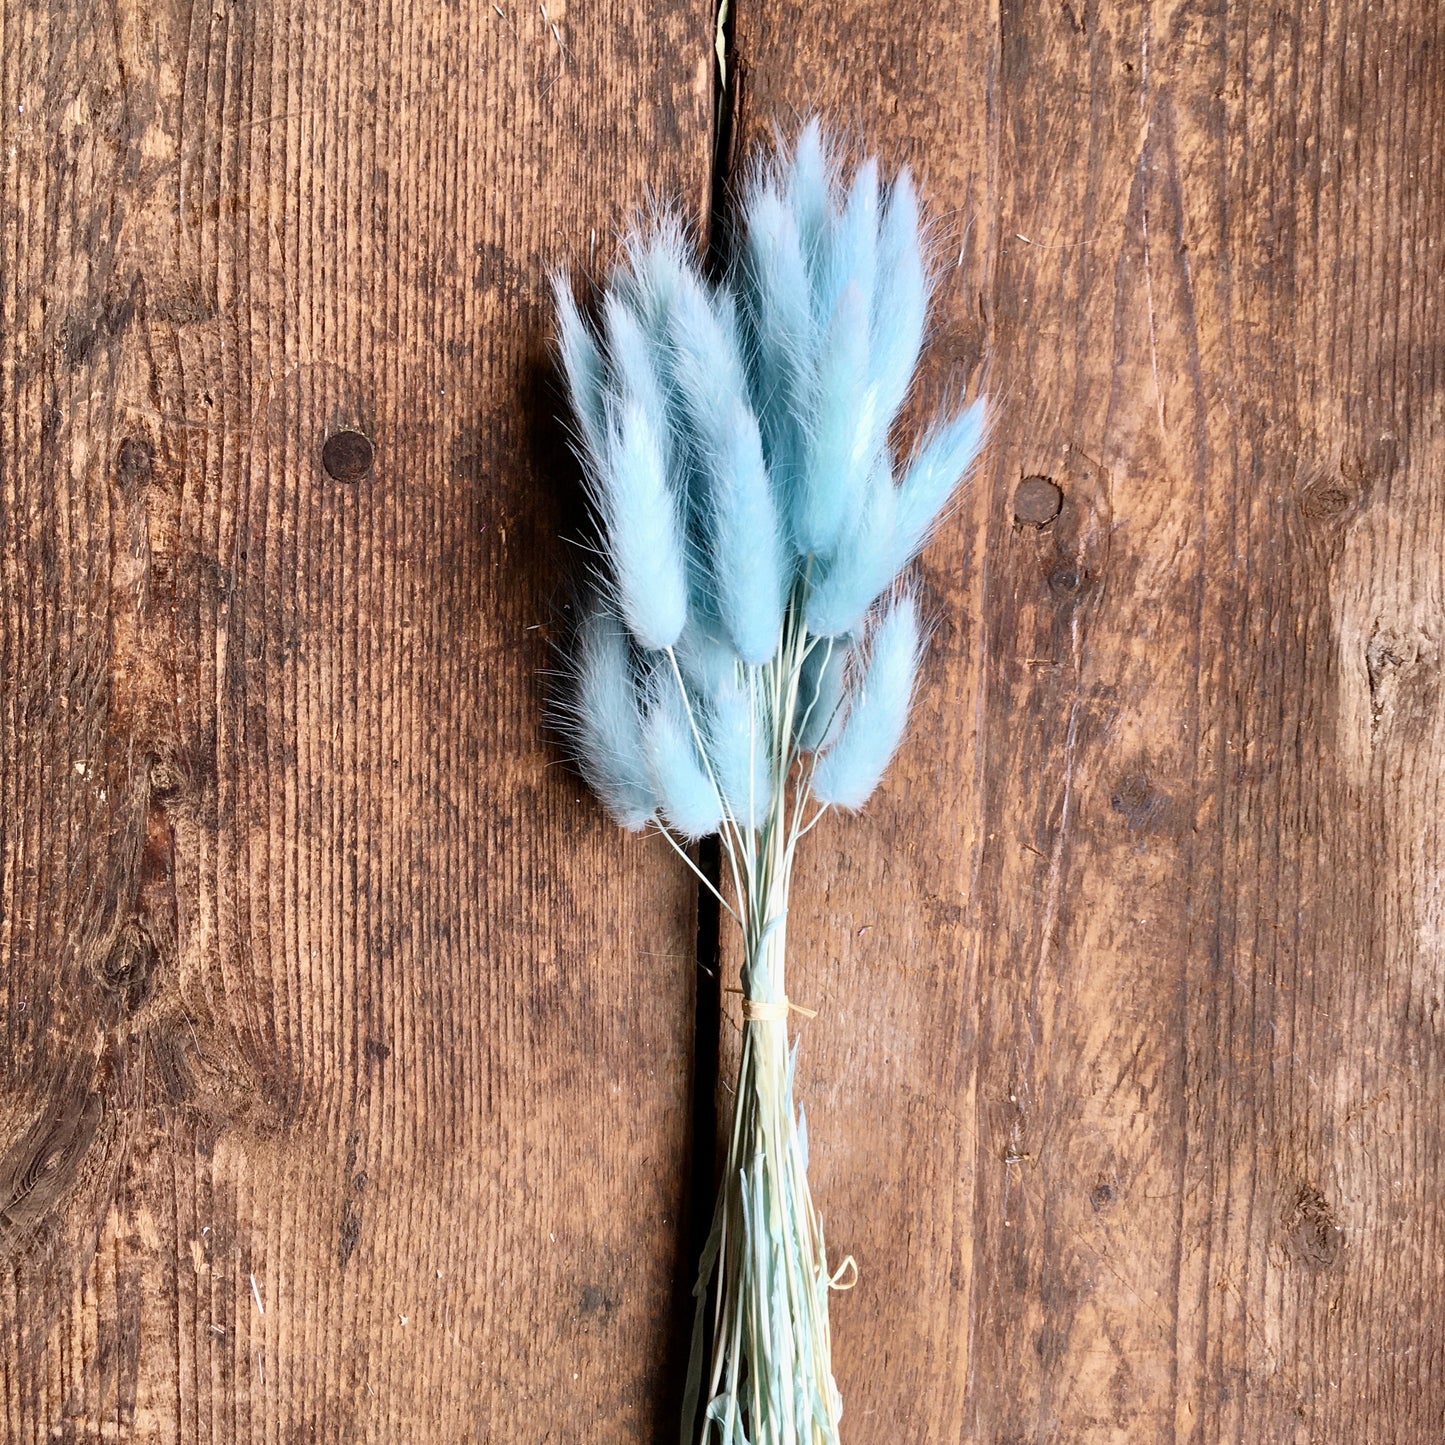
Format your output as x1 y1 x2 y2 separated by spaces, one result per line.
870 167 928 427
552 125 987 1445
675 612 742 699
553 270 691 652
803 456 900 637
735 179 814 498
669 270 789 664
597 391 689 650
555 121 985 840
601 291 671 445
563 605 655 830
797 278 874 557
794 636 851 754
707 675 774 828
895 396 988 561
643 675 723 840
552 279 608 463
819 156 879 323
788 119 837 291
740 129 940 566
810 591 924 810
804 398 987 637
615 218 693 350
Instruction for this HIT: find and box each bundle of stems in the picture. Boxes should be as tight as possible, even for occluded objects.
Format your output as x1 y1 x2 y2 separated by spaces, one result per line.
552 122 986 1443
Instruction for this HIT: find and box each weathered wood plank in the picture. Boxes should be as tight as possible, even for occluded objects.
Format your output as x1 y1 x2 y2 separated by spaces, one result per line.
0 2 713 1439
730 0 1445 1438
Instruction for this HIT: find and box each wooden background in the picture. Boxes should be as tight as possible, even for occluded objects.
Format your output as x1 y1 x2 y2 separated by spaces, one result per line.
2 0 1442 1439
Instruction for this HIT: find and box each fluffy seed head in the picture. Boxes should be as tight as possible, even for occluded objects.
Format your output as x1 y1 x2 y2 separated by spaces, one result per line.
668 271 789 664
707 676 774 828
870 167 929 427
644 676 723 840
552 277 608 463
794 636 851 754
894 397 987 562
804 458 900 637
562 606 655 830
553 122 983 846
598 394 690 651
788 119 837 292
796 280 875 558
809 591 924 810
736 180 816 510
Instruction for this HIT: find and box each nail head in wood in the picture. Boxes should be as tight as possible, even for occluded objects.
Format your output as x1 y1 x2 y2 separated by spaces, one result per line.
1014 475 1063 527
322 429 375 482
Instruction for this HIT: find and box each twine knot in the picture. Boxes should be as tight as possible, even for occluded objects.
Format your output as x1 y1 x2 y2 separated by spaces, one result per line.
740 995 818 1023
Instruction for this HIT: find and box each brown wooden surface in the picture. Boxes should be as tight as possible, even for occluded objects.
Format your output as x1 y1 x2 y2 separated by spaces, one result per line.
0 2 712 1439
732 0 1445 1440
3 0 1443 1441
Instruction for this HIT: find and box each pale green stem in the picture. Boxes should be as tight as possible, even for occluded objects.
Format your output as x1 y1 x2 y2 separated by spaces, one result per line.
684 581 844 1445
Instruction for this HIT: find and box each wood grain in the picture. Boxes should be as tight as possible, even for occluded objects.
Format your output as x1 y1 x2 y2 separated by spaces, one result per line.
4 0 1442 1439
729 0 1445 1439
0 2 713 1440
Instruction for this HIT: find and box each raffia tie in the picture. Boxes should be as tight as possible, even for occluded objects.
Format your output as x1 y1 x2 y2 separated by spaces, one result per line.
740 995 818 1023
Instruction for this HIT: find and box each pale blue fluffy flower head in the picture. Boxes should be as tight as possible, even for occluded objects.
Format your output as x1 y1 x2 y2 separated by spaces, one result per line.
810 591 925 810
554 121 986 834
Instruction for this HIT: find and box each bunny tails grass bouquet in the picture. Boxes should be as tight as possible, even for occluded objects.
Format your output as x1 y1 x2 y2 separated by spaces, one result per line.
551 122 986 1443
